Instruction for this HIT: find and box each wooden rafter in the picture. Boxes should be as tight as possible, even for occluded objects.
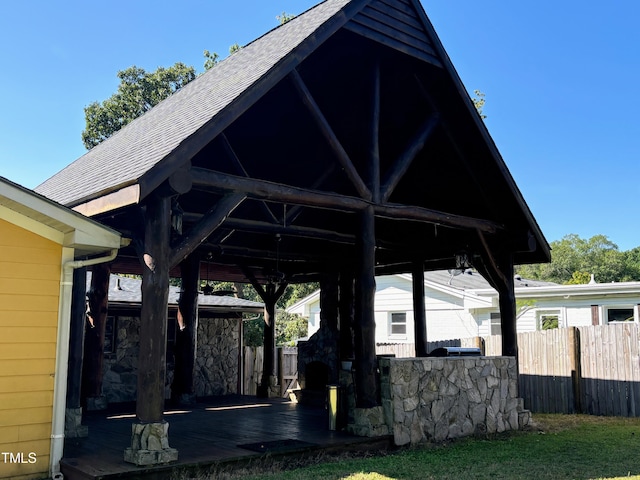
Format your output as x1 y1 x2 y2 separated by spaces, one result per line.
380 113 439 203
169 193 246 268
190 168 501 233
289 69 372 201
219 133 279 224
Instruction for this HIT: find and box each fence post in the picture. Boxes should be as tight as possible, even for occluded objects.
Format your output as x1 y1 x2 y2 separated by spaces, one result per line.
568 327 583 413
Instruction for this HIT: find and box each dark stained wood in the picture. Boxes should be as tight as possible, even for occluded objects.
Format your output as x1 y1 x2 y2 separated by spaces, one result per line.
82 262 111 403
353 206 378 407
137 196 171 423
67 266 87 409
190 168 500 233
381 113 439 203
289 69 372 201
171 255 200 405
169 193 246 268
369 62 381 203
220 132 279 224
412 260 428 357
244 270 289 398
134 0 373 203
339 272 355 361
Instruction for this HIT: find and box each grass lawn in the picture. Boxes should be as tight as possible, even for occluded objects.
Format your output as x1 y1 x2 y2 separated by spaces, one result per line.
192 415 640 480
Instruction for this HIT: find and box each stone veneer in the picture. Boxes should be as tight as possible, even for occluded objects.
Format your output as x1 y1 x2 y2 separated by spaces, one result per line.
102 315 240 404
344 356 530 445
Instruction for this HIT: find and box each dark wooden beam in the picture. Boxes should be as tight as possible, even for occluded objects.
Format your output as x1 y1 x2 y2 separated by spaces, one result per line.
412 260 428 357
369 62 381 203
243 268 288 397
82 262 110 407
353 205 378 407
220 133 279 224
171 255 200 405
191 168 501 233
169 193 246 268
67 266 87 410
289 69 372 201
475 231 517 358
339 272 355 361
137 196 171 423
381 113 439 203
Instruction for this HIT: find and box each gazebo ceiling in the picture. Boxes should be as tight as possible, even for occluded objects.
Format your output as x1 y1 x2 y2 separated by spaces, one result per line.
35 0 549 284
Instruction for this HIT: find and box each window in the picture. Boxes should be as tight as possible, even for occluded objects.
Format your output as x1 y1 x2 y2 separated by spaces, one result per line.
389 312 407 337
490 312 501 335
607 307 635 323
536 310 561 330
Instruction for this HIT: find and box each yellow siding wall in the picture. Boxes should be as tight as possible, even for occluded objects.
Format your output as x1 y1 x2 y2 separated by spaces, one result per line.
0 218 61 480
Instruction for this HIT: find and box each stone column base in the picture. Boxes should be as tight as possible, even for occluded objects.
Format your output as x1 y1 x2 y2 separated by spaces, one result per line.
85 395 108 411
347 406 390 438
123 421 178 466
65 407 88 438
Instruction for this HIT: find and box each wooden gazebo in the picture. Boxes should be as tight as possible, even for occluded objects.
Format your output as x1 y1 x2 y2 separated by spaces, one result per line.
36 0 549 465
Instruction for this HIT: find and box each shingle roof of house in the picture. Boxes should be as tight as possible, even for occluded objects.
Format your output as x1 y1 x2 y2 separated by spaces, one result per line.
91 273 264 312
424 269 557 291
35 0 352 207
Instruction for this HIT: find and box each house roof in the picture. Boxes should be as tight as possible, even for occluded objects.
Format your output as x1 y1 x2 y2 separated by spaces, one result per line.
0 176 122 257
94 273 264 314
34 0 549 284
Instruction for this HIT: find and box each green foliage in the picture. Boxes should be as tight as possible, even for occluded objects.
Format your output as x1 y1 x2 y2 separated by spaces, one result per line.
517 233 640 284
82 63 196 149
472 89 487 119
276 311 308 346
203 50 220 70
276 12 296 24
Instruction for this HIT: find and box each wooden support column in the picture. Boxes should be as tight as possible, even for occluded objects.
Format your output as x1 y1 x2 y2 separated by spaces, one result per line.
171 255 200 406
66 266 88 437
476 233 517 358
244 269 288 398
81 262 110 411
412 260 428 357
354 205 378 407
497 259 517 358
339 272 355 361
137 196 171 423
125 194 178 465
260 283 278 398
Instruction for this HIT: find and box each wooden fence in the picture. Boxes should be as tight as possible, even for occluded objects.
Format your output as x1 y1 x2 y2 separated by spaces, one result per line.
243 346 298 397
243 324 640 416
375 324 640 417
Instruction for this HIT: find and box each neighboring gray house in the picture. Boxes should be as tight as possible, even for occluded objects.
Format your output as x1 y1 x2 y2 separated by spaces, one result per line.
289 270 640 343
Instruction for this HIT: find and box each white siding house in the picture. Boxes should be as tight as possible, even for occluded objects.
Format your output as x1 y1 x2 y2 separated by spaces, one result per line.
288 270 640 343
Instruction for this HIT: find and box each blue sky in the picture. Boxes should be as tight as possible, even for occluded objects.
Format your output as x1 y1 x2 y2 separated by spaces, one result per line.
1 1 639 251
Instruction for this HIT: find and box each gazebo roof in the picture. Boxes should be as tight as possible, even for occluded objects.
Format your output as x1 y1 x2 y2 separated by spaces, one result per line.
35 0 549 283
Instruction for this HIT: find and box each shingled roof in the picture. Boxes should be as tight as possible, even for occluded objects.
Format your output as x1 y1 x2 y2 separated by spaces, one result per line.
35 0 353 207
34 0 550 283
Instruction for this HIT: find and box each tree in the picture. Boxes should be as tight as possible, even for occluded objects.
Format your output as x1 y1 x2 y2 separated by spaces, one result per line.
517 234 636 284
82 63 196 149
276 12 296 24
472 90 487 119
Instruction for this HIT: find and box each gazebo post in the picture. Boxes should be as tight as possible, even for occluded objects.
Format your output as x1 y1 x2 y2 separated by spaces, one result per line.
171 254 200 406
65 266 88 437
412 260 428 357
124 195 178 465
353 206 378 407
339 272 355 362
82 262 110 411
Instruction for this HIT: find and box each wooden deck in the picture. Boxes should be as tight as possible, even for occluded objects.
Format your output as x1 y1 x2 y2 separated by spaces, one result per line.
61 396 389 480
